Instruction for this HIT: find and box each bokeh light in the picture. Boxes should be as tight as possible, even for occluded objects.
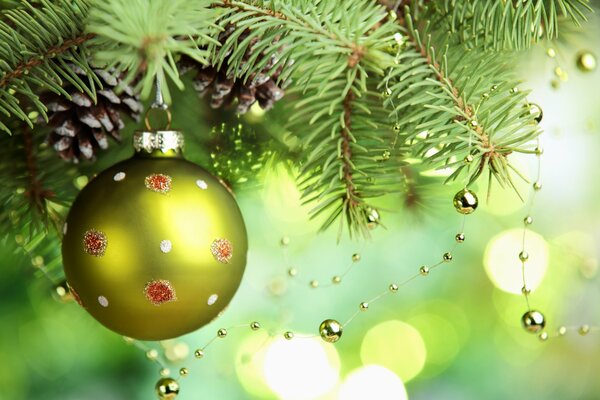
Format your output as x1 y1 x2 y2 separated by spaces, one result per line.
360 320 426 382
263 336 340 400
484 229 549 294
338 365 408 400
235 332 272 399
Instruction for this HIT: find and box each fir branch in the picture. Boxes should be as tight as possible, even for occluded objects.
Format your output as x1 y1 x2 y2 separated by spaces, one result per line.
87 0 221 103
433 0 593 50
381 7 541 197
0 0 95 135
212 0 403 237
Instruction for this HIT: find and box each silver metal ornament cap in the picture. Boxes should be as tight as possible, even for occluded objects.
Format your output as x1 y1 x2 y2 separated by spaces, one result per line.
133 130 184 154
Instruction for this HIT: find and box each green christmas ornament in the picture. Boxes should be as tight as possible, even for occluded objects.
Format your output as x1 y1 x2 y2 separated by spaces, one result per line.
62 130 248 340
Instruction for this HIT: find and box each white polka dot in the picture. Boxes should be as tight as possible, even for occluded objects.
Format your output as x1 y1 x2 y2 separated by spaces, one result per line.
196 179 208 190
160 240 172 253
63 223 68 235
113 172 126 181
98 296 109 307
207 294 219 305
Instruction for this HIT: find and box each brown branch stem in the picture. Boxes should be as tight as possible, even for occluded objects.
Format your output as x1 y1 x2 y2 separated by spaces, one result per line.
0 33 95 90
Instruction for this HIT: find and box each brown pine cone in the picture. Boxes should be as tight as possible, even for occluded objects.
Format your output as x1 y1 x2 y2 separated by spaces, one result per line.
180 25 286 114
42 66 142 163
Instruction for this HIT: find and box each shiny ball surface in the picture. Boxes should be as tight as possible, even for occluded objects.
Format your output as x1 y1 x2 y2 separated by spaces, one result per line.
155 377 180 399
62 153 248 340
319 319 343 343
453 189 478 214
521 310 546 333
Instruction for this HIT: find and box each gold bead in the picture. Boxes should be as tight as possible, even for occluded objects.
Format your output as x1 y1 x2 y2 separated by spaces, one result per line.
382 150 391 160
579 325 590 336
250 321 261 331
464 154 474 164
364 207 380 229
194 349 204 359
123 336 135 344
524 216 533 225
491 84 498 91
533 181 542 191
54 280 74 302
332 275 342 284
576 51 597 72
146 349 159 361
419 266 429 276
389 283 399 293
535 147 544 155
521 310 546 333
393 123 401 133
469 120 479 128
287 267 297 277
546 48 556 58
319 319 343 343
526 103 543 124
155 377 180 399
352 253 361 262
453 188 478 214
481 92 489 99
521 286 531 295
538 332 549 341
359 302 369 311
558 326 567 336
160 368 170 377
443 252 453 262
455 233 465 243
382 88 392 98
519 251 529 262
179 368 188 377
284 331 294 340
217 328 227 338
280 236 290 246
310 280 319 288
510 87 519 94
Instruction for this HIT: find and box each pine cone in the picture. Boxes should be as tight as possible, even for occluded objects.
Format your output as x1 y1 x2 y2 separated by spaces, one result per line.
180 25 286 114
42 66 142 163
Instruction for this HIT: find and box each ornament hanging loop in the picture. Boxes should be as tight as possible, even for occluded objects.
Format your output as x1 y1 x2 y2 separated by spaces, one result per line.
144 76 172 131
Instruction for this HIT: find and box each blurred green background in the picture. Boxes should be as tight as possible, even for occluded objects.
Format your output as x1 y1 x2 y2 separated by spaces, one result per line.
1 11 600 400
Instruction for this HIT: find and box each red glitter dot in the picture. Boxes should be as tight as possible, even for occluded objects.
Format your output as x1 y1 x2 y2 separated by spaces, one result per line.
145 173 172 193
211 238 233 264
144 280 177 306
83 229 107 256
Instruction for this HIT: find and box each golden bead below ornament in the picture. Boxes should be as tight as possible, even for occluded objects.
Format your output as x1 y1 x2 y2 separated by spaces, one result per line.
155 377 179 400
464 155 474 164
179 368 188 377
359 302 369 311
146 349 159 361
443 252 453 262
521 310 546 333
287 268 297 277
310 280 319 288
217 328 227 338
419 266 429 276
558 326 567 336
284 331 294 340
533 182 542 191
453 189 478 214
352 253 361 262
194 349 204 359
319 319 343 343
579 325 590 336
455 233 465 243
524 216 533 225
160 368 170 377
389 283 399 293
250 322 261 331
576 51 597 72
332 276 342 284
538 332 549 342
521 286 531 296
519 251 529 262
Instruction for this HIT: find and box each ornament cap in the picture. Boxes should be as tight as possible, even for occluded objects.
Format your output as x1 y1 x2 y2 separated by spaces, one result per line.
133 130 184 156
